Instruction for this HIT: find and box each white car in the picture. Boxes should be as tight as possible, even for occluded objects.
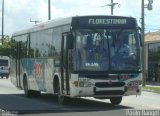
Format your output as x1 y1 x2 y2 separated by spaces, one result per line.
0 56 10 79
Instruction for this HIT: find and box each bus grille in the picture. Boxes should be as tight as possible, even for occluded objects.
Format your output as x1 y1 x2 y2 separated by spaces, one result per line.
94 90 124 95
95 82 125 88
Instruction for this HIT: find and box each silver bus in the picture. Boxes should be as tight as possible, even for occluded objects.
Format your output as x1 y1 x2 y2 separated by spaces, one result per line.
11 15 142 105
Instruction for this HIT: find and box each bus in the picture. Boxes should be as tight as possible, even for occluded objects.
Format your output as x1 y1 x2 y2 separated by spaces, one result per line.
11 15 142 105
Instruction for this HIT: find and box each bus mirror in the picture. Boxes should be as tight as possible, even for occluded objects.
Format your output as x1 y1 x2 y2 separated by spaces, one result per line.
138 27 142 32
138 27 142 46
67 33 74 49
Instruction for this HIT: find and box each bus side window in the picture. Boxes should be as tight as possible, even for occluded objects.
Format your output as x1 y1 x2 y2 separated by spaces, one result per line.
26 34 30 58
62 34 67 67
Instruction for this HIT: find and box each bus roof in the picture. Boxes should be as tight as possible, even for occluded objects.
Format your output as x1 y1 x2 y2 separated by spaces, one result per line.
12 17 72 37
12 15 136 37
0 56 9 60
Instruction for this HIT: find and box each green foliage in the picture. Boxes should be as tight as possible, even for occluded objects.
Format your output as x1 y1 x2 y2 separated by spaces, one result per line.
0 35 16 58
10 38 16 58
143 86 160 94
148 49 160 61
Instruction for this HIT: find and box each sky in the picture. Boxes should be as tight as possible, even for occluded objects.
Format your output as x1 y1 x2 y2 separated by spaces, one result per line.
0 0 160 37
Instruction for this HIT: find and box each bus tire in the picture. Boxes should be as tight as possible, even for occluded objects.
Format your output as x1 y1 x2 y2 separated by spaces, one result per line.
110 96 122 105
23 77 41 97
57 81 69 105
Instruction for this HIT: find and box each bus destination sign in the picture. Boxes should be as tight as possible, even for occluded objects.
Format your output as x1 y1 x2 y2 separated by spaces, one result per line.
89 18 127 25
72 16 137 29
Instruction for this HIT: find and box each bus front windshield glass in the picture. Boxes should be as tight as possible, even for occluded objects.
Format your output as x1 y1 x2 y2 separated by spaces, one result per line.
0 60 8 66
74 29 140 71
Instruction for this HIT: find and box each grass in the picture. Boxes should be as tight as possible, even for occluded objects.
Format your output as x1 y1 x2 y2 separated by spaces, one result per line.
143 86 160 94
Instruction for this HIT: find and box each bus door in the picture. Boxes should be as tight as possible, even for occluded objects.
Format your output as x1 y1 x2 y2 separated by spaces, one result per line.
16 42 21 88
61 33 70 94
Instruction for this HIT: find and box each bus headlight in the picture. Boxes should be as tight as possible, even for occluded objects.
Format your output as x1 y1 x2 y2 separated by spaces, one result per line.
79 81 93 87
78 78 93 87
128 81 138 86
127 80 141 91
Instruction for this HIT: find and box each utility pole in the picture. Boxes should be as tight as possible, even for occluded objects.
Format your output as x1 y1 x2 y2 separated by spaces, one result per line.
1 0 4 45
141 0 153 86
48 0 51 20
141 0 146 87
111 0 113 15
103 0 120 15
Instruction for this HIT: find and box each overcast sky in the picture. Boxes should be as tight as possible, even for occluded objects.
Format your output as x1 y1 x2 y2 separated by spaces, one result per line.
0 0 160 36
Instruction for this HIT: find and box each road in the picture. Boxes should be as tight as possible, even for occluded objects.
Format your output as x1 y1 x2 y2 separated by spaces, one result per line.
0 78 160 116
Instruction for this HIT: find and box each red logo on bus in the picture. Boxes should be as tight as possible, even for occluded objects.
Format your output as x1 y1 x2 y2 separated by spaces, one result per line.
34 63 43 78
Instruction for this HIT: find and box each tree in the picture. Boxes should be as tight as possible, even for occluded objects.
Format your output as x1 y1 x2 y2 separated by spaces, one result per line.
0 35 16 58
0 36 10 56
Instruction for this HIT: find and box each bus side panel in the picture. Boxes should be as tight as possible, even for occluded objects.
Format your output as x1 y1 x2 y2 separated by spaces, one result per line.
44 58 54 93
27 25 71 93
21 58 55 93
10 58 18 87
11 23 71 94
10 58 26 89
18 58 45 92
28 58 55 93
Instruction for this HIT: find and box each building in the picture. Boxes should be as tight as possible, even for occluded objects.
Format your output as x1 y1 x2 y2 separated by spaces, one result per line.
145 31 160 83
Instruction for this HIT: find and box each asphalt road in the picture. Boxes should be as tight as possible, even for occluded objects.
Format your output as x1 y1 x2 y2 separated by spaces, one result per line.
0 78 160 116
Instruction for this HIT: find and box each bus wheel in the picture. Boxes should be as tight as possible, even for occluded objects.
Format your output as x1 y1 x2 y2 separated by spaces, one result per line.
23 77 41 97
110 97 122 105
57 82 68 105
23 77 31 97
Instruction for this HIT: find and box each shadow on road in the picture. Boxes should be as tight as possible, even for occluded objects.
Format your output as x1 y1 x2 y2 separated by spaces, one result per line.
0 93 133 115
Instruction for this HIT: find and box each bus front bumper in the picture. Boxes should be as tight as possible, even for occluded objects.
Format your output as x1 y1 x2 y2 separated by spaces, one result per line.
70 82 141 97
69 74 142 97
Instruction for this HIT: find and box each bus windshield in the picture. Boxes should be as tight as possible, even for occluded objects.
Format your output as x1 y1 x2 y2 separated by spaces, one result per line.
0 59 8 66
74 29 141 71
